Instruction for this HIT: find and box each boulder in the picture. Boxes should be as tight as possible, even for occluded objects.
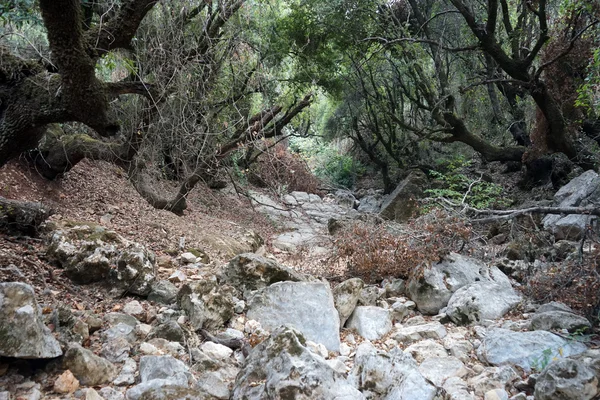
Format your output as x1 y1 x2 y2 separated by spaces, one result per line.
357 194 383 213
405 340 448 363
345 306 392 340
247 281 341 352
467 366 518 398
47 223 156 293
407 253 512 315
534 358 598 400
147 321 185 344
392 322 447 344
63 344 117 386
379 169 428 222
333 278 364 326
220 253 305 297
349 342 437 399
543 170 600 240
148 280 178 305
0 282 62 359
446 282 522 325
478 329 588 372
232 326 364 399
530 310 591 333
418 356 468 387
177 281 235 331
126 356 193 400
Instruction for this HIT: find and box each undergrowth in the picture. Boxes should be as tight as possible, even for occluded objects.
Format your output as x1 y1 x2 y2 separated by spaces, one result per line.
333 210 472 283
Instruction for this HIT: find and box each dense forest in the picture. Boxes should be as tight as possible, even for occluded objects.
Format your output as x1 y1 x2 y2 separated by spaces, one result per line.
1 0 598 208
2 2 600 400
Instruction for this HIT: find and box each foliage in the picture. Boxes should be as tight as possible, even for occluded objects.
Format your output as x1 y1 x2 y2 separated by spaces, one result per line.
0 0 40 26
425 157 511 210
575 48 600 114
290 136 364 188
333 211 472 283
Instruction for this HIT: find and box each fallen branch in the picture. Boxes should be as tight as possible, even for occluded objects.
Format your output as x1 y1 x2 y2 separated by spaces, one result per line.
470 206 600 223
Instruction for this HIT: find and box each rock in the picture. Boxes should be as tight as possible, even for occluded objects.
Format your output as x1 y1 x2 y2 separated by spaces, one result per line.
220 253 305 296
0 282 62 359
478 329 588 372
169 270 187 283
443 377 475 400
530 310 591 333
392 322 447 344
123 301 145 320
63 344 117 386
148 280 178 305
358 285 380 306
419 356 468 387
99 387 125 400
180 252 198 264
177 281 235 331
200 342 233 361
340 343 351 356
102 323 136 343
114 358 137 386
468 366 519 398
247 281 341 352
446 282 522 325
101 336 131 363
537 301 573 313
53 370 79 394
345 306 392 340
126 356 193 400
405 339 448 363
232 326 363 399
407 253 512 315
148 321 185 344
543 170 600 240
349 341 436 399
104 312 138 328
333 278 364 327
357 194 383 213
382 278 405 297
110 243 156 296
534 358 598 400
195 366 239 399
85 389 104 400
485 389 510 400
333 189 358 208
379 169 428 222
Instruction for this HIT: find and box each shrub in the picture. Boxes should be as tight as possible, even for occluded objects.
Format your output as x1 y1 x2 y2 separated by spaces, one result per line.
333 211 472 283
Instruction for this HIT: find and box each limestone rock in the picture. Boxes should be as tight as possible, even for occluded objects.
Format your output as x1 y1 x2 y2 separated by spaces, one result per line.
247 281 341 352
333 278 364 327
542 170 600 240
530 310 591 333
407 253 511 315
126 356 193 400
63 344 117 386
220 253 305 296
349 341 437 399
468 366 519 398
405 339 448 363
478 329 587 372
110 243 156 296
178 281 235 331
346 306 392 340
392 322 447 344
148 280 178 305
418 356 468 387
0 283 62 359
232 326 363 399
446 282 522 325
534 358 598 400
148 321 185 344
379 169 428 222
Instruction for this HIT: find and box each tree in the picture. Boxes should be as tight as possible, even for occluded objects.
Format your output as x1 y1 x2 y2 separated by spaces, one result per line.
1 0 313 216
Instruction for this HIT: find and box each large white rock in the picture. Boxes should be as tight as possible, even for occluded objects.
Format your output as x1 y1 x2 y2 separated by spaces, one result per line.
407 253 511 315
392 322 447 344
478 329 587 372
346 306 392 340
0 283 62 359
247 281 341 352
419 356 468 387
333 278 364 327
349 342 437 399
232 326 364 399
446 282 522 325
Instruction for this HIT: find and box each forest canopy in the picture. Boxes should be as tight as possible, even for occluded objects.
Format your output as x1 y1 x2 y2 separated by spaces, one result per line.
0 0 599 209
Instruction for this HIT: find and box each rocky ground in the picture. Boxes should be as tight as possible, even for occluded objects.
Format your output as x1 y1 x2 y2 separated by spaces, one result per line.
0 160 599 400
